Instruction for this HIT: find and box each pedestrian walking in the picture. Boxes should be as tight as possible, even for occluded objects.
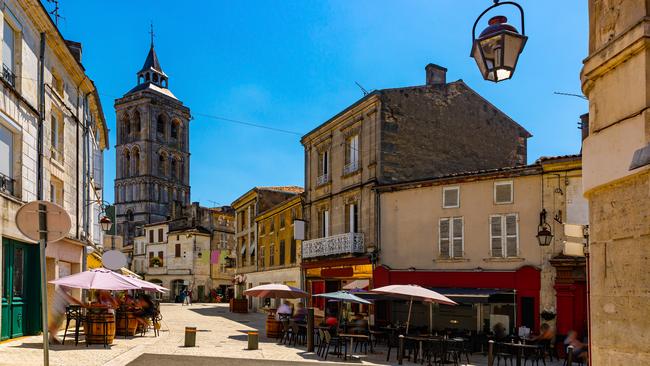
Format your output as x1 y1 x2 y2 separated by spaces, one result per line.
186 289 193 306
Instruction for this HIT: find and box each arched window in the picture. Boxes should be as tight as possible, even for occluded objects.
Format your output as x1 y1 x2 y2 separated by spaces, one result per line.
121 115 130 142
124 149 131 177
133 110 141 137
133 147 140 176
157 114 166 137
170 158 177 180
158 153 167 176
126 209 134 222
145 73 150 81
171 120 179 139
153 74 159 83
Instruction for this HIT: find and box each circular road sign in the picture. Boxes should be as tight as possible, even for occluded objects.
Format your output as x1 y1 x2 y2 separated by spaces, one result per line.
15 200 71 243
102 250 128 270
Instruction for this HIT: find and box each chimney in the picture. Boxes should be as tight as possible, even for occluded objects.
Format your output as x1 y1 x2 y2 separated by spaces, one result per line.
425 63 447 85
65 40 82 63
579 113 589 142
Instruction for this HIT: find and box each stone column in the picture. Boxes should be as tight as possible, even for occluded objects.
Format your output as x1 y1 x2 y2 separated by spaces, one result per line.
581 1 650 364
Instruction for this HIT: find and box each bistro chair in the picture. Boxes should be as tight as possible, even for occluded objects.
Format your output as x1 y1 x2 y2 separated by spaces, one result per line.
62 305 85 346
320 329 345 361
422 338 444 365
494 342 515 366
523 344 546 366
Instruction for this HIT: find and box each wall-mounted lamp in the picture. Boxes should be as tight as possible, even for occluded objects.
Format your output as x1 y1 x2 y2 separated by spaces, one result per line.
536 209 553 246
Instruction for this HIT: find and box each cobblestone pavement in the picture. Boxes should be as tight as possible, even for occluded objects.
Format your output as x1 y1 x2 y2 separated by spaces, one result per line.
0 303 565 366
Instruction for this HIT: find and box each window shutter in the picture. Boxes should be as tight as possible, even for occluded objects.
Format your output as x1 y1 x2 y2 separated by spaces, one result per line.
443 188 459 208
505 214 518 257
3 20 14 73
351 135 359 164
452 217 463 257
324 210 330 237
439 218 450 258
490 216 503 257
175 244 181 257
0 124 12 178
495 182 513 204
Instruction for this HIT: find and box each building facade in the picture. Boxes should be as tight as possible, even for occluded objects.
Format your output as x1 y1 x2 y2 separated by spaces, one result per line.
245 194 303 311
209 206 236 296
113 40 191 247
300 64 530 309
0 0 107 340
581 1 650 363
231 186 303 305
374 155 586 336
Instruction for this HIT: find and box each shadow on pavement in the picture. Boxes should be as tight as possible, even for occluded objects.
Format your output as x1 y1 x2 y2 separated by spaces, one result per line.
128 354 359 365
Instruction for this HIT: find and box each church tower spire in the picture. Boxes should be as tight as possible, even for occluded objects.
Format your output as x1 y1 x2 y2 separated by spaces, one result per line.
136 24 168 89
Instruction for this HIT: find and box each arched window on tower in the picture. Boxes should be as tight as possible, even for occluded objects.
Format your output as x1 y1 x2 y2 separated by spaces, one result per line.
133 110 141 137
171 120 179 140
157 114 166 139
122 115 130 142
124 149 131 177
126 209 134 222
170 158 177 180
153 74 159 83
145 73 150 82
158 153 167 176
133 147 140 176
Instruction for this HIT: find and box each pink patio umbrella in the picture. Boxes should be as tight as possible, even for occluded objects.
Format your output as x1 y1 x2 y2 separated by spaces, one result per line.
371 284 457 333
49 268 140 291
119 274 170 293
244 283 309 299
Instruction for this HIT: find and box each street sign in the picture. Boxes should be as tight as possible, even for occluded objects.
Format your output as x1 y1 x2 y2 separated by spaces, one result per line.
15 200 71 242
15 200 71 366
102 250 127 270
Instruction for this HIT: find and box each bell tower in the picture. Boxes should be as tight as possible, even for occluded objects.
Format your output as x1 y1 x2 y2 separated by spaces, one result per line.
114 35 191 245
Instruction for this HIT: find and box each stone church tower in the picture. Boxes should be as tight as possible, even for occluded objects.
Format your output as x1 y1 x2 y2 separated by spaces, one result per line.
114 40 191 244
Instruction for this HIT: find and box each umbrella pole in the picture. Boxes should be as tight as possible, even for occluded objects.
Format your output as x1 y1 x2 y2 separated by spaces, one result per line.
406 298 413 334
429 302 433 334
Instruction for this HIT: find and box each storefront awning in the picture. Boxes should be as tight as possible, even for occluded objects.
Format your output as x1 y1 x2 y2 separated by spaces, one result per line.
87 251 103 269
430 288 514 304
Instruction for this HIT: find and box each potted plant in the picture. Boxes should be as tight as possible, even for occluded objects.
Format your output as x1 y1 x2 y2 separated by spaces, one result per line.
150 257 162 268
541 309 556 321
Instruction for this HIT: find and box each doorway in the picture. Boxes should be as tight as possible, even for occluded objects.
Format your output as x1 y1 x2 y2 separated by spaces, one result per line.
1 238 41 340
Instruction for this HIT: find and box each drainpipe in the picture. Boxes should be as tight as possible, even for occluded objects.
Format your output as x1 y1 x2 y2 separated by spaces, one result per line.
37 32 46 200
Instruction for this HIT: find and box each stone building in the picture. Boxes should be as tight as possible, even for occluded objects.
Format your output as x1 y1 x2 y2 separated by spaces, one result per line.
300 64 530 307
374 155 586 336
113 39 191 246
208 205 236 296
231 186 303 305
581 1 650 363
246 194 303 311
0 0 108 340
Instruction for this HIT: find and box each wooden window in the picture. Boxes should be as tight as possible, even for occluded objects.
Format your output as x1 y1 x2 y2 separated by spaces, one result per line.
345 202 359 233
269 242 275 266
494 181 514 204
442 187 460 208
344 134 359 173
157 251 163 259
51 112 64 162
279 240 286 265
270 218 275 233
0 123 14 194
290 239 297 264
280 214 286 229
319 210 329 237
175 243 181 258
3 19 15 78
49 176 63 206
158 228 163 242
439 217 463 258
149 230 153 243
490 214 519 257
259 245 265 268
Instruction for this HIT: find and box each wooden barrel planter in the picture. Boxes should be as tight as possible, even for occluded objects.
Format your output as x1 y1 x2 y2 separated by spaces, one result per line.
116 311 138 336
266 315 282 338
85 310 116 345
230 298 248 313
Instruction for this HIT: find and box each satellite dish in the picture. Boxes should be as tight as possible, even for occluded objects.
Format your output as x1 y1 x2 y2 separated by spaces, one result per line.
102 250 127 270
16 200 71 243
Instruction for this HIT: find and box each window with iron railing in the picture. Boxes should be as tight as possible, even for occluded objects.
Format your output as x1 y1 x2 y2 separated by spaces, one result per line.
0 123 14 196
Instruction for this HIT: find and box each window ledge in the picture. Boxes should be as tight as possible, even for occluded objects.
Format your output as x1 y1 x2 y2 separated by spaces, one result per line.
50 157 65 170
433 258 470 263
0 190 23 204
482 257 524 262
341 169 361 178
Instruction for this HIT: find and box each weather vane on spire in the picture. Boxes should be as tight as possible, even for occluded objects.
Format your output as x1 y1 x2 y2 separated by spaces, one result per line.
149 22 155 47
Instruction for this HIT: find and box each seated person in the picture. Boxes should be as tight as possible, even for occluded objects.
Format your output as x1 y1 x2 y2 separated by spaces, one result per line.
292 302 308 323
531 323 555 343
350 313 368 334
134 294 156 329
493 322 508 341
276 300 293 321
564 330 588 361
96 290 119 314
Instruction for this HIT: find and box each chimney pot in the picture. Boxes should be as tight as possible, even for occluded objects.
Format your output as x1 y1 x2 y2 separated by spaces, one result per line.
425 63 447 85
65 40 82 63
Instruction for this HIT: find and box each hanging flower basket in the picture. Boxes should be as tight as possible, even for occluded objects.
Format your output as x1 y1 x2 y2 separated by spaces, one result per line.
541 310 556 321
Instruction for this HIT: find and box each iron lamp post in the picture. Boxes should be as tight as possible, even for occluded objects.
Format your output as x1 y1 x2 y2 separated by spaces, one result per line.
537 209 554 246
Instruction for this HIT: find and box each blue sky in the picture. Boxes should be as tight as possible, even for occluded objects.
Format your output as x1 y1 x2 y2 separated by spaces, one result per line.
48 1 587 206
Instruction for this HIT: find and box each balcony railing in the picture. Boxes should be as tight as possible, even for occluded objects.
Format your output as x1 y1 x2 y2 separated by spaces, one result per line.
2 64 15 87
316 173 330 186
0 172 14 196
302 232 364 259
343 160 359 175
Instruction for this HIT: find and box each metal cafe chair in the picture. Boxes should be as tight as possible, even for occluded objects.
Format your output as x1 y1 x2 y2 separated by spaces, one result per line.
62 305 85 346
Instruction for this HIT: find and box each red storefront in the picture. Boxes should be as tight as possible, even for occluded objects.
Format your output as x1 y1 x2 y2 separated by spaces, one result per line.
373 265 541 332
303 256 373 310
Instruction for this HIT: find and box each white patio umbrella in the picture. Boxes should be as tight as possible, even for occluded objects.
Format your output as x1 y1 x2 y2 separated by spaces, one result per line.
244 283 309 299
49 268 141 291
370 284 457 333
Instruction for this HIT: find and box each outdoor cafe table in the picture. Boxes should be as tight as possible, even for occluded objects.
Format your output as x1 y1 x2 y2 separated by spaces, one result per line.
338 333 370 360
500 342 543 366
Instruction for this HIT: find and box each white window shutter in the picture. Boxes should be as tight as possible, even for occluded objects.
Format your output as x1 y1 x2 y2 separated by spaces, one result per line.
452 217 463 257
0 124 12 178
439 218 450 258
505 214 518 257
490 216 503 257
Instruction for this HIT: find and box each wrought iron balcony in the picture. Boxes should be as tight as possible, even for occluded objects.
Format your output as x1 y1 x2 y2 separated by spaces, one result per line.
343 160 359 175
302 232 364 259
2 64 15 87
0 172 14 196
316 173 330 186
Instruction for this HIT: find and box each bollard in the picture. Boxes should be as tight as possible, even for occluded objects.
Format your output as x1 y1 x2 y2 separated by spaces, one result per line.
398 335 404 365
184 326 197 347
488 340 494 366
247 331 259 350
307 308 314 352
567 345 574 366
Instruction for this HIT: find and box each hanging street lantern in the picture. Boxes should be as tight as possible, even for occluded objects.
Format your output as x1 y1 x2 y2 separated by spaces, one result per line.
99 215 113 233
470 1 527 82
536 209 553 246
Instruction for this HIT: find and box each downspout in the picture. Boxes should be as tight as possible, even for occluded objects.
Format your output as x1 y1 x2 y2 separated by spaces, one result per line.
37 32 46 200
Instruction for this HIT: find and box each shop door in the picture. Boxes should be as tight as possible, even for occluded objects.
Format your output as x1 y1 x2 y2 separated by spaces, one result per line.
1 238 40 340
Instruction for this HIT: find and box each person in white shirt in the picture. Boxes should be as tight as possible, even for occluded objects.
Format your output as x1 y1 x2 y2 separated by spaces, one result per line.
276 300 293 320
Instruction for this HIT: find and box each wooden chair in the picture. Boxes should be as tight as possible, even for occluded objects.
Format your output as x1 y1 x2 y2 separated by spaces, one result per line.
62 305 85 346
